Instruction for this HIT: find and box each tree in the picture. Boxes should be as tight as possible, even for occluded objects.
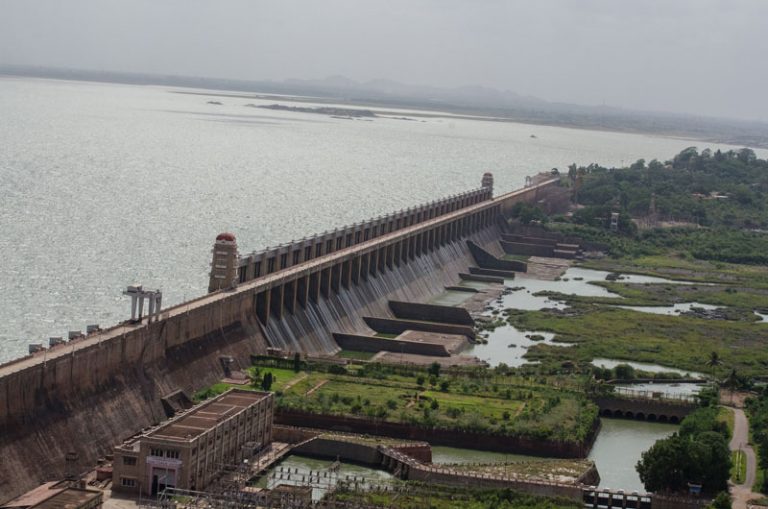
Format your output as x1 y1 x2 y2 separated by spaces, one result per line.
637 409 731 494
613 363 636 380
261 372 274 391
759 435 768 492
706 351 723 380
293 352 301 372
708 491 731 509
637 433 689 492
428 362 441 378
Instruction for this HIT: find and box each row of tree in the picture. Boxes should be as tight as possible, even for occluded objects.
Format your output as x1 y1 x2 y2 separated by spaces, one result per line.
567 147 768 229
636 406 731 495
745 387 768 493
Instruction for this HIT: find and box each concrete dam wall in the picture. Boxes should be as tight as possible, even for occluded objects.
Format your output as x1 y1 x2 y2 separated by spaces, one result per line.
262 226 503 355
0 177 563 502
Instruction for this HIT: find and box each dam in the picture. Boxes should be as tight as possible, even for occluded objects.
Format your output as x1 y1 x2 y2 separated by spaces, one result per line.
0 173 570 501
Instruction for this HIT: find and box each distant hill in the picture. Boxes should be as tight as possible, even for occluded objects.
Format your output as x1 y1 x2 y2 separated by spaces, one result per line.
2 64 767 149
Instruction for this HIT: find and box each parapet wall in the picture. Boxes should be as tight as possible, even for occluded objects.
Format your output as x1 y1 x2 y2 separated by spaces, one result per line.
236 187 493 284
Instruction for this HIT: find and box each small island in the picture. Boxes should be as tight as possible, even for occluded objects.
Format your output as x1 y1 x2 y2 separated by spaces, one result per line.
247 103 377 118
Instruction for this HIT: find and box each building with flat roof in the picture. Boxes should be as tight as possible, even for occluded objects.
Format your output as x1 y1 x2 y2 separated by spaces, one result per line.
113 388 273 496
0 481 102 509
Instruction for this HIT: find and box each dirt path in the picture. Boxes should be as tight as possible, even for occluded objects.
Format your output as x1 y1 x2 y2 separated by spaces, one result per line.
282 372 307 391
305 379 328 396
728 406 759 509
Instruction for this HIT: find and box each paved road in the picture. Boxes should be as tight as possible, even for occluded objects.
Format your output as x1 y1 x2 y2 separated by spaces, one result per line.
728 407 758 509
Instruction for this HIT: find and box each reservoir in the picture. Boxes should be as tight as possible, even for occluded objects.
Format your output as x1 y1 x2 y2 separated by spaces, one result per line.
1 76 765 362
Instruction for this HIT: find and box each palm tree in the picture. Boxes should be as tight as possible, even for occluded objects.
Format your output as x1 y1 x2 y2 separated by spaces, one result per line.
705 351 722 381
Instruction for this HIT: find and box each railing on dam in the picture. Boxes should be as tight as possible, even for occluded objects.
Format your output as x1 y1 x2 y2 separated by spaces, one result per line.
610 386 699 405
235 187 493 285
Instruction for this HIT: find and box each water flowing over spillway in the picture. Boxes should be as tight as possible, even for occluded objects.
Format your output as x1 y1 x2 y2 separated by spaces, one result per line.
263 228 502 354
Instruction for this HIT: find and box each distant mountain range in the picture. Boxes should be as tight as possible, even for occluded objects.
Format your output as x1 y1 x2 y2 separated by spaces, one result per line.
2 64 767 149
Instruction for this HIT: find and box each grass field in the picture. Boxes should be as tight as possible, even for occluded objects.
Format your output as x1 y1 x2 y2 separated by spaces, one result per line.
193 361 599 444
717 407 735 439
731 449 747 484
515 305 768 377
276 368 596 442
580 254 768 289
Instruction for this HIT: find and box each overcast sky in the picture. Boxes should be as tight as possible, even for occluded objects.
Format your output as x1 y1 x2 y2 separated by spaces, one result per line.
1 0 767 121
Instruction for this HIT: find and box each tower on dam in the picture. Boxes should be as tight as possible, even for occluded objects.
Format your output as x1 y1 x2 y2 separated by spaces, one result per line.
208 232 239 292
481 172 494 195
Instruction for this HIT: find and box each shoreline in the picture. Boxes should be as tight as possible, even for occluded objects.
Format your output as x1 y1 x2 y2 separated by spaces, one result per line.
2 72 766 151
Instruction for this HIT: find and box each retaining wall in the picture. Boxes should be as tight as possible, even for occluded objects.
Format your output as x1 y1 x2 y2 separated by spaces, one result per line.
275 410 599 458
467 240 527 272
363 317 476 341
388 301 474 326
332 333 452 357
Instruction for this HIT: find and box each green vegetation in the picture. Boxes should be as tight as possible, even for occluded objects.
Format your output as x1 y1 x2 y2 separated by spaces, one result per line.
536 148 768 268
334 485 581 509
273 361 597 443
508 305 767 377
197 358 598 444
745 387 768 493
192 382 233 402
571 147 768 230
731 449 747 483
716 407 735 439
444 458 593 482
540 280 768 312
636 407 731 494
581 254 768 288
707 492 733 509
337 349 377 360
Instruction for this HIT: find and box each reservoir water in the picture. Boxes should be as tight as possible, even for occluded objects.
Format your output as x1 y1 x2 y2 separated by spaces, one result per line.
1 75 766 362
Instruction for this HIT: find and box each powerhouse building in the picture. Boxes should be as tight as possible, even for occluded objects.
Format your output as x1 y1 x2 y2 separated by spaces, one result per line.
113 388 273 496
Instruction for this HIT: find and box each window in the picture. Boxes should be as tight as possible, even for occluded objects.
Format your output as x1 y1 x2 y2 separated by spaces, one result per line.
267 258 275 273
316 243 323 257
326 239 333 253
254 261 261 277
304 246 312 260
150 448 163 457
336 238 342 250
166 449 180 459
280 253 288 269
121 478 136 487
354 231 361 243
292 250 300 265
122 456 137 466
345 234 352 247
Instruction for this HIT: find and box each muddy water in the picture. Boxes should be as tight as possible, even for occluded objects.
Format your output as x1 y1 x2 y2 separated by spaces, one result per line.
587 418 677 492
